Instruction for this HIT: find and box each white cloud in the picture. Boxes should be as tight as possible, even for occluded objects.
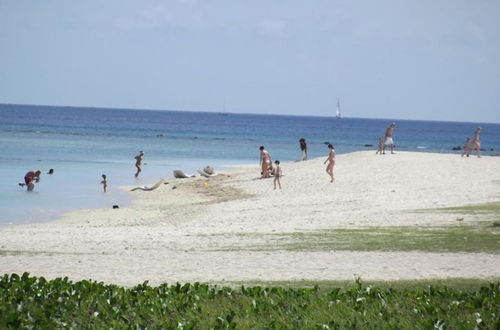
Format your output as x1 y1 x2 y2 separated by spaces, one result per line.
256 19 288 38
114 0 204 32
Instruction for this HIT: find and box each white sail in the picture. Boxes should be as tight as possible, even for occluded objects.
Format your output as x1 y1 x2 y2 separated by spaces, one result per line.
335 98 341 118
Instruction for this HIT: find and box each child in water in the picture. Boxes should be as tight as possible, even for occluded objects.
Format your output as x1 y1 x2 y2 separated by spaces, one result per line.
101 174 107 192
273 160 282 190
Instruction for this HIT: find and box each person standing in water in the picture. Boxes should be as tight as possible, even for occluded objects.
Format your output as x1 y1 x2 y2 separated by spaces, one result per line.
383 123 396 154
259 146 272 178
324 144 335 182
299 138 308 161
101 174 108 192
273 160 282 190
472 127 482 158
134 151 144 177
20 170 41 191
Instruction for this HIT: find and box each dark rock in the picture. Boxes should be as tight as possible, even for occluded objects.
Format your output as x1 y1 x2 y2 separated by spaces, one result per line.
452 146 462 150
364 144 373 147
112 205 120 209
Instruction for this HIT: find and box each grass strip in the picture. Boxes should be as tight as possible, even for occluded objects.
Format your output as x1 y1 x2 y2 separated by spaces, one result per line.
209 224 500 253
413 201 500 216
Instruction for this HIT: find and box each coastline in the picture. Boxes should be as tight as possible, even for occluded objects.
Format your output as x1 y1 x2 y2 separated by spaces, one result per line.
1 151 499 285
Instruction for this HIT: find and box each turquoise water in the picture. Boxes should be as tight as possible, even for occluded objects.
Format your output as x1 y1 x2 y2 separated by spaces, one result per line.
1 103 499 224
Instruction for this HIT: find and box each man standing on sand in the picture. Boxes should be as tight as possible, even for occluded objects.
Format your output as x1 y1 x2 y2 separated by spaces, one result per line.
383 122 396 154
134 151 144 177
259 146 272 178
324 144 335 182
472 127 482 158
299 138 307 161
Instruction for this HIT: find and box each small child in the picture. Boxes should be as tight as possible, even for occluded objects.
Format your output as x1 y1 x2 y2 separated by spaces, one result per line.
461 137 472 157
101 174 107 192
273 160 282 190
376 137 384 154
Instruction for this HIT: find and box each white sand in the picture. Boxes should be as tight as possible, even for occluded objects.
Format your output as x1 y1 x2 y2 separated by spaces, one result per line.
1 151 499 286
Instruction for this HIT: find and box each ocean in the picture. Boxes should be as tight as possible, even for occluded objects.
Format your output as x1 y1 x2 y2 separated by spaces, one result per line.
1 103 499 225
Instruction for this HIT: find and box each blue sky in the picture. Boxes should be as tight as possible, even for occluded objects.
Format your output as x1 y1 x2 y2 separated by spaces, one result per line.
0 0 499 122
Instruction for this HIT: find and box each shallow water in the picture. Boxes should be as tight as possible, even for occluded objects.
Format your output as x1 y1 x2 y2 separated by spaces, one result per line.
1 103 499 224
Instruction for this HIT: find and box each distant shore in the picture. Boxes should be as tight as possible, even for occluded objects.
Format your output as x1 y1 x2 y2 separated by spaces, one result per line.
0 151 499 285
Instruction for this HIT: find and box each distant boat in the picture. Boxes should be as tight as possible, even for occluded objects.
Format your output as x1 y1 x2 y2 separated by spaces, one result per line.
335 98 341 119
219 100 229 116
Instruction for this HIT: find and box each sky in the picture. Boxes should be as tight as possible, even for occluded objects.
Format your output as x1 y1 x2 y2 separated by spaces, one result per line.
0 0 499 123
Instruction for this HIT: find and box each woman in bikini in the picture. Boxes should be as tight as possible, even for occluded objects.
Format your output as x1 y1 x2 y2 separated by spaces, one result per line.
324 144 335 182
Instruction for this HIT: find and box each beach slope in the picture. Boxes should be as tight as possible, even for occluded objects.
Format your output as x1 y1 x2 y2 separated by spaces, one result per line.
1 151 499 285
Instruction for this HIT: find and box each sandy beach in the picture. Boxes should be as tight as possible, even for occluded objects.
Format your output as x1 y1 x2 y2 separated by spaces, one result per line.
1 151 499 286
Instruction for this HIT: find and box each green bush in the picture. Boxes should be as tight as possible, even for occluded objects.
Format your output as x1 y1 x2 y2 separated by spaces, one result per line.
0 273 498 329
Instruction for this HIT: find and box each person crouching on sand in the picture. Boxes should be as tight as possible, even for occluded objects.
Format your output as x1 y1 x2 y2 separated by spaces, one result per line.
273 160 282 189
259 146 272 178
324 144 335 182
461 137 472 157
134 150 144 177
101 174 108 192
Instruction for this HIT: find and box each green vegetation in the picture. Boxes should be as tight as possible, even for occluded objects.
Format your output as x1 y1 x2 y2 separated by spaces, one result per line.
209 224 500 253
1 274 499 329
224 278 500 292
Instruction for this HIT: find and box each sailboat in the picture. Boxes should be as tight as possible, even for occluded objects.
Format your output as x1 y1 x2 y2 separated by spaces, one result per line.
335 98 341 119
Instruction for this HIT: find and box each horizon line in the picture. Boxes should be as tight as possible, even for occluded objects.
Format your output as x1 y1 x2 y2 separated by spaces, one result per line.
0 102 498 125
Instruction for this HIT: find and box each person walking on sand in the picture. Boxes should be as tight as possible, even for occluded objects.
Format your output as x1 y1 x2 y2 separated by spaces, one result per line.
273 160 282 189
134 151 144 177
101 174 108 192
472 127 482 158
299 138 308 161
259 146 272 178
383 123 396 154
461 137 472 157
324 144 335 182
